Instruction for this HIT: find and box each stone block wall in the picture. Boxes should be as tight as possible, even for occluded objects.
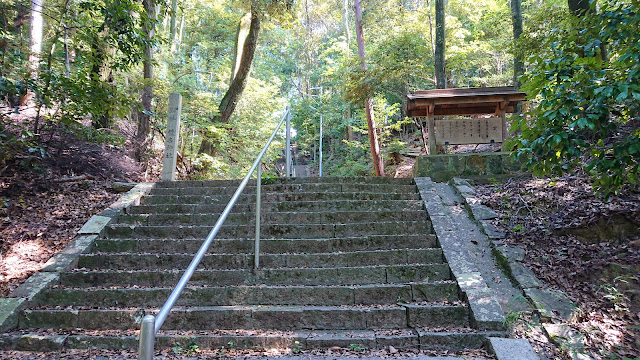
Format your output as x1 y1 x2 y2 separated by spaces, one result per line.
412 152 522 182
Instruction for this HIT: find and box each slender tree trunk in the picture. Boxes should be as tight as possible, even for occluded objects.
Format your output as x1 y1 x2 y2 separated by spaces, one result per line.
342 0 351 46
21 0 43 107
434 0 445 89
354 0 384 176
137 0 156 149
343 0 354 140
510 0 524 114
510 0 523 89
169 0 178 52
64 27 71 77
177 7 186 53
199 6 260 155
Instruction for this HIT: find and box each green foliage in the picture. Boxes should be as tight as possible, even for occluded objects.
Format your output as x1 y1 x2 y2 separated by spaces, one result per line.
512 0 640 197
348 343 367 352
0 118 46 172
171 340 200 355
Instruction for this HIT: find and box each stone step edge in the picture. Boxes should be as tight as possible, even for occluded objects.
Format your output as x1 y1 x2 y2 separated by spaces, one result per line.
60 264 453 288
154 177 417 187
114 210 428 223
150 185 420 195
38 283 460 307
0 330 507 352
48 281 456 291
84 247 442 257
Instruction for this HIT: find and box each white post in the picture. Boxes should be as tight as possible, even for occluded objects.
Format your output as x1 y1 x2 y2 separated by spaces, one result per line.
161 93 182 181
254 164 262 269
285 107 292 177
319 113 323 177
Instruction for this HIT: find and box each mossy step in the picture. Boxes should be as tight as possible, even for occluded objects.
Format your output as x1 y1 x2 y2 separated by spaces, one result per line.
19 304 469 331
128 199 425 215
150 183 419 196
0 329 503 353
154 177 416 189
93 234 438 254
61 264 452 287
140 192 422 205
39 282 459 307
114 210 428 226
103 221 432 240
77 248 444 270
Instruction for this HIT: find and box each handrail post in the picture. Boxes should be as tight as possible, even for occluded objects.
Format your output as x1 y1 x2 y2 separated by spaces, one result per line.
254 162 262 269
138 315 155 360
285 106 291 177
319 113 323 177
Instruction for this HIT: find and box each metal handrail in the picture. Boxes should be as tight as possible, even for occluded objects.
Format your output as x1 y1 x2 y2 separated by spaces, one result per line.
139 107 292 359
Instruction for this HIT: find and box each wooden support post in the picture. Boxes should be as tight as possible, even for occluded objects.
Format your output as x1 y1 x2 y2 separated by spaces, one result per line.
427 105 436 155
162 93 182 181
499 101 507 151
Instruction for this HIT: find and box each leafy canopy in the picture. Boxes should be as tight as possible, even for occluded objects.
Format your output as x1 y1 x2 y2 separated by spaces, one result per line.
512 0 640 196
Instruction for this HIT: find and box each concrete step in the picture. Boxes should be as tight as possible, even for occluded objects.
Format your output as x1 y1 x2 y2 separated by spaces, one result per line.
77 248 444 270
20 304 469 331
114 210 428 226
92 234 438 254
61 264 452 287
40 282 459 307
150 183 419 196
0 328 503 353
154 177 417 189
140 192 422 205
103 221 432 239
128 199 425 215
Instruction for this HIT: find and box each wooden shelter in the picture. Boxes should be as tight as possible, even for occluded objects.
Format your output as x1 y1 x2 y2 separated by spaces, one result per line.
407 86 526 154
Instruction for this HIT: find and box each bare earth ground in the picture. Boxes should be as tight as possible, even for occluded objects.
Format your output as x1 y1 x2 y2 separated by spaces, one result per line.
475 176 640 359
0 110 146 296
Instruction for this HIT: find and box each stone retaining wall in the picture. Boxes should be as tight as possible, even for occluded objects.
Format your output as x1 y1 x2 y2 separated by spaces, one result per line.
412 152 522 182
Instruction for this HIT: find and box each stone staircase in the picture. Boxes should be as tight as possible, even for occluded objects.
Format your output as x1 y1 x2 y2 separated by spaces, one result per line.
1 177 506 355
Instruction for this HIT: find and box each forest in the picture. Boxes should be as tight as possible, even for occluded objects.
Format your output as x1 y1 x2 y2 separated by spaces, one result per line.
0 0 636 194
1 0 640 358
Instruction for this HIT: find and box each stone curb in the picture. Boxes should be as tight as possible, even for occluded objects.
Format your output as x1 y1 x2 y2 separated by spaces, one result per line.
449 177 579 325
416 177 543 359
0 182 156 332
450 178 593 359
415 177 516 358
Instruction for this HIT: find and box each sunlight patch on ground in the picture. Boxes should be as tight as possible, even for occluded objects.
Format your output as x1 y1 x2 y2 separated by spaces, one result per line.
581 311 627 348
0 239 50 282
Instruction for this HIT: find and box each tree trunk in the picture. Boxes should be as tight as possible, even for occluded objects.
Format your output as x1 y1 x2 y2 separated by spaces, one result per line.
169 0 178 52
510 0 523 89
177 7 186 53
354 0 384 176
342 0 354 140
342 0 351 46
218 8 259 124
20 0 43 107
230 12 252 83
199 7 260 155
136 0 156 150
434 0 445 89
